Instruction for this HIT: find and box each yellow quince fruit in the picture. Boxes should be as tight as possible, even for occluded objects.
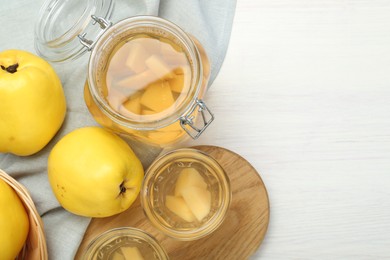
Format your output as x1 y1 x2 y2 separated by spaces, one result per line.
48 127 144 217
0 49 66 156
0 177 29 260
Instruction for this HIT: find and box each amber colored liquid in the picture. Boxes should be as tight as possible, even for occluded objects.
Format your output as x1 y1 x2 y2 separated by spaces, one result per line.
85 33 210 146
145 155 224 235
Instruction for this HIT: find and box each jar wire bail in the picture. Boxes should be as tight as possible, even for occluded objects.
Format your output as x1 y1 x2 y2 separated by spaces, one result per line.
78 15 113 51
180 99 214 139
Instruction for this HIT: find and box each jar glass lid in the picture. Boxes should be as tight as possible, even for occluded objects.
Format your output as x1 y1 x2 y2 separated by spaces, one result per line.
34 0 115 62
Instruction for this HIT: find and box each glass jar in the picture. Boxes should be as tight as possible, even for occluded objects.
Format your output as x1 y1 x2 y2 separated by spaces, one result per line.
82 227 169 260
140 148 231 240
35 0 214 147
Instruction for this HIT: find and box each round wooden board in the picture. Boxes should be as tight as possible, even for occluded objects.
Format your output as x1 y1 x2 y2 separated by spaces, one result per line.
75 145 270 259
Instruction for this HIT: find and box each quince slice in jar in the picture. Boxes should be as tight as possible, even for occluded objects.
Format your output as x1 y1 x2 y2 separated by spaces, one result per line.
119 92 142 115
140 81 174 112
145 54 175 80
174 168 207 197
164 167 211 223
120 247 144 260
112 251 125 260
168 74 185 93
165 195 196 222
125 41 150 73
181 186 211 222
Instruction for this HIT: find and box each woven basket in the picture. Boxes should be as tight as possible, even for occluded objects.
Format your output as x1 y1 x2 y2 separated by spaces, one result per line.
0 169 48 260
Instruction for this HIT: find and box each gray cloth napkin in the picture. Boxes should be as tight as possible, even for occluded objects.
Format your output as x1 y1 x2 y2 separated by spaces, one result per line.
0 0 236 258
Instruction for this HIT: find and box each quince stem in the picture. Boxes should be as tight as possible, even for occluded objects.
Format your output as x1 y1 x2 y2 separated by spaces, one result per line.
1 63 18 74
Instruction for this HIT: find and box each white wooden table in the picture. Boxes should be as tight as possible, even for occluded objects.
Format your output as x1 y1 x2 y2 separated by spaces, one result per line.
184 0 390 259
1 0 390 259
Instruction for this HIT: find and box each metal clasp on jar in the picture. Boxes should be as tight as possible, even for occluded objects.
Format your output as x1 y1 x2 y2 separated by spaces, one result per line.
180 99 214 139
78 15 112 51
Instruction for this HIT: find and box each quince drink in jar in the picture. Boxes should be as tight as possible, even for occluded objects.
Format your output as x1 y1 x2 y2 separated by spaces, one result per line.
84 17 213 147
141 148 231 240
